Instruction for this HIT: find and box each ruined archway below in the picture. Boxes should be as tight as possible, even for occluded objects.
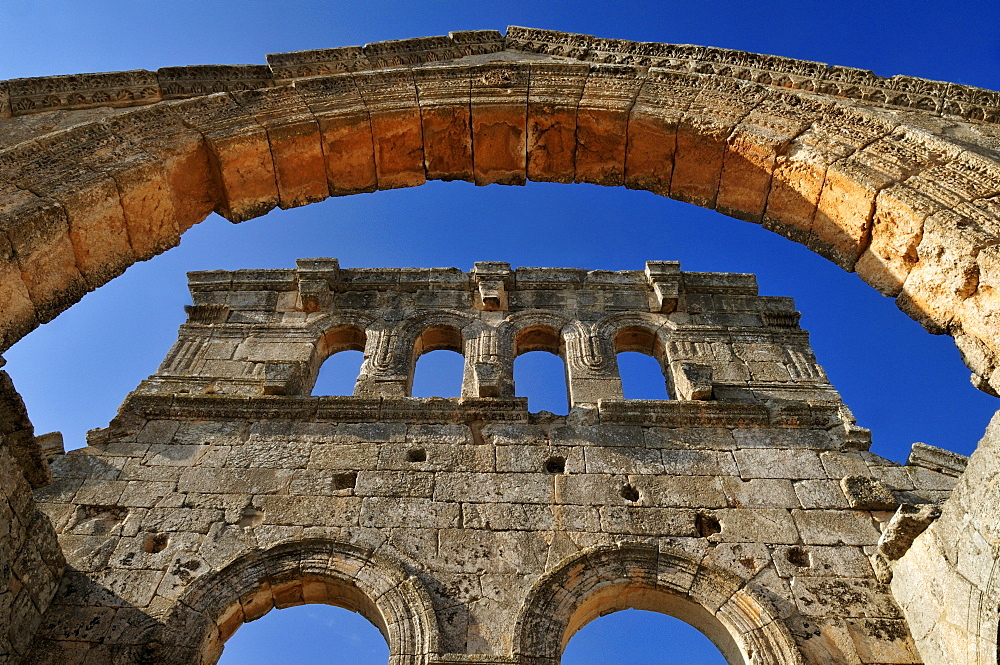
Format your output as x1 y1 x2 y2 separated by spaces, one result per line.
513 544 803 665
122 539 441 665
1 26 999 396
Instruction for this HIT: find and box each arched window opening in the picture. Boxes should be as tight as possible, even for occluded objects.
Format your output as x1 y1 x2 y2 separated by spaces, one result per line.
513 325 569 414
617 352 670 399
515 351 570 415
411 325 465 398
614 327 671 399
217 603 388 665
412 349 464 398
314 350 364 396
562 608 727 665
516 325 562 355
311 325 367 395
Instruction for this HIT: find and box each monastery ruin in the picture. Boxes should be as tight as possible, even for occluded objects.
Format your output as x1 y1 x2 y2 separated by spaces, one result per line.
1 26 999 665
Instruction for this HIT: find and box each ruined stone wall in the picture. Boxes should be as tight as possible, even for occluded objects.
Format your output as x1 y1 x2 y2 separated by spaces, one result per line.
0 367 65 664
1 26 999 665
25 261 965 664
890 413 1000 665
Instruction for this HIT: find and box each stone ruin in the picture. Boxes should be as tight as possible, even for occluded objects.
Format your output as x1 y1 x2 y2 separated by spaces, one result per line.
1 25 999 665
10 259 971 664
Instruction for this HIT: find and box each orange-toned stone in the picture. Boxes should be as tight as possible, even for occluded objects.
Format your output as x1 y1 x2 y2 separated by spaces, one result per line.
574 65 641 187
716 132 781 222
354 70 426 191
414 66 474 182
161 138 219 233
471 64 529 186
239 583 274 622
317 114 377 196
3 199 88 323
0 234 37 350
624 112 678 196
763 146 828 246
214 602 245 643
370 109 426 190
527 105 577 183
231 87 329 210
672 79 760 208
855 184 939 297
420 105 473 182
575 108 628 186
958 240 1000 362
525 61 587 184
812 162 881 269
898 207 995 334
59 178 136 286
266 120 329 209
169 95 280 223
206 129 280 223
106 157 181 261
0 140 137 286
103 107 219 234
472 106 527 186
671 120 728 207
270 580 304 609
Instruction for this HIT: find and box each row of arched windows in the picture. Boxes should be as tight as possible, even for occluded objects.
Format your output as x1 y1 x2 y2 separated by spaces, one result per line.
308 320 679 410
313 348 671 413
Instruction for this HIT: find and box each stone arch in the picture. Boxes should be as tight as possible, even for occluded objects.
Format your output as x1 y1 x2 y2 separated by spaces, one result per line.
498 311 575 357
1 27 1000 396
596 312 675 397
304 311 378 394
512 542 803 665
143 538 441 665
496 310 574 405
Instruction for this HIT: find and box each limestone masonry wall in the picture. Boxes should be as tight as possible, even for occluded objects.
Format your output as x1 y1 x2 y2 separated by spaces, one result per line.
18 260 968 665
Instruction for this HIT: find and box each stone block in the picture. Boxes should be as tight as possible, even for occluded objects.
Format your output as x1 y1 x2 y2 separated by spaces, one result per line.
526 62 588 183
722 477 798 509
471 63 529 186
574 65 643 186
840 475 898 510
792 509 880 546
414 66 474 182
716 508 800 544
734 448 825 480
355 70 426 190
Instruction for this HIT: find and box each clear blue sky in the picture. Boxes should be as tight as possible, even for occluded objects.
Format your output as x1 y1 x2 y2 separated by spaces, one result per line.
2 1 998 663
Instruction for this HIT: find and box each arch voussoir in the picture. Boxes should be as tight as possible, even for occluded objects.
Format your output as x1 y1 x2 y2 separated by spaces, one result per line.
229 85 330 210
169 93 281 223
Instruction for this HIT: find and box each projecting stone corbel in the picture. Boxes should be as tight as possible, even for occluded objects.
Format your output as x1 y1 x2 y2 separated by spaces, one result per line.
296 258 339 313
673 362 713 400
870 502 941 583
473 261 511 311
472 361 503 397
645 260 680 313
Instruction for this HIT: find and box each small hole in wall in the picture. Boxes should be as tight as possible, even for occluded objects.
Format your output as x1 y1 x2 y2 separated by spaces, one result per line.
620 484 640 502
407 448 427 463
143 532 169 554
332 472 358 491
545 456 566 474
785 546 811 568
695 513 722 537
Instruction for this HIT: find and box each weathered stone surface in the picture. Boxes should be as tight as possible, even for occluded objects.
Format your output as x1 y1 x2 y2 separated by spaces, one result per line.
13 258 959 665
1 27 999 665
471 63 529 186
